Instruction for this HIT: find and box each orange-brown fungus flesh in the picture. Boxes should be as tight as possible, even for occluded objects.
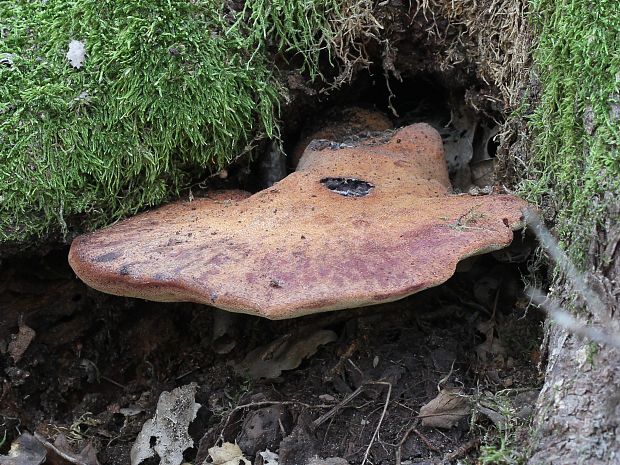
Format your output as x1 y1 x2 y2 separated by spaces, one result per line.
69 124 530 319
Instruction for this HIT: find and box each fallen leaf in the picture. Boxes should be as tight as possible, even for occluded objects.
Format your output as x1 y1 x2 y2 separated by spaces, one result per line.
419 388 470 429
237 406 290 456
234 330 337 379
0 433 46 465
475 319 506 363
8 320 35 363
130 383 201 465
258 449 279 465
207 442 250 465
211 309 238 354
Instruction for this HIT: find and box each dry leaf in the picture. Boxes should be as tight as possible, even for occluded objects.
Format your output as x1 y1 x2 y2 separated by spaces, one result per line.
419 388 470 429
0 433 46 465
475 319 506 363
234 330 337 379
257 449 279 465
8 320 35 363
130 383 201 465
207 442 250 465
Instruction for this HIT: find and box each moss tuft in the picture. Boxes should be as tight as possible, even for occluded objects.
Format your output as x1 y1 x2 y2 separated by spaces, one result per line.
0 0 377 242
521 0 620 264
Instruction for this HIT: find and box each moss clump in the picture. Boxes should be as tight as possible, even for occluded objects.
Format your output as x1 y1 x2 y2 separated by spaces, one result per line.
521 0 620 264
0 0 377 242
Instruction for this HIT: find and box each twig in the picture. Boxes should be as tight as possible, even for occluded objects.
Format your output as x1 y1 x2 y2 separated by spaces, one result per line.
524 209 606 316
395 420 440 465
176 367 200 381
524 209 620 349
101 375 126 390
219 400 330 442
395 423 416 465
413 427 440 453
323 339 360 382
437 359 456 392
33 432 92 465
527 288 620 349
441 437 480 464
361 381 392 465
313 386 365 429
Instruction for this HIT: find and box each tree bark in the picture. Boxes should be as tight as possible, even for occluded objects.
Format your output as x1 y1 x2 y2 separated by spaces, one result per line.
528 201 620 464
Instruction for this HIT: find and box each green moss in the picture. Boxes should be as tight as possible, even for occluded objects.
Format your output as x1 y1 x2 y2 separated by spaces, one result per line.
0 0 372 242
522 0 620 264
585 341 599 367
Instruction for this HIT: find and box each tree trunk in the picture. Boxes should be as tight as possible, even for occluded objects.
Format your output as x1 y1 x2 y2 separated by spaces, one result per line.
528 201 620 464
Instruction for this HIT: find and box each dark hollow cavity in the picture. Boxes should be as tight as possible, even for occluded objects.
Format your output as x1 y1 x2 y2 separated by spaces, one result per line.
320 177 375 197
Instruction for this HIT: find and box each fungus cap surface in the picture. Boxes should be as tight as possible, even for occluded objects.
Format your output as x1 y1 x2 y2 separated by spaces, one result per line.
69 124 529 319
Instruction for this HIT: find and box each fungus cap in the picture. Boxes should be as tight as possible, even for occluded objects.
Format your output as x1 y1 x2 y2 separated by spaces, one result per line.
69 124 529 319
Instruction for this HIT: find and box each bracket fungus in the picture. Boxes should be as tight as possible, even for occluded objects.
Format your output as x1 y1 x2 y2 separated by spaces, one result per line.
69 123 530 319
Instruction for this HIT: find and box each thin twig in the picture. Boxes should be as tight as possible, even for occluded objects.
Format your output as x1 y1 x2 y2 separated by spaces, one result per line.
440 437 480 464
313 385 365 429
361 381 392 465
33 432 92 465
413 427 440 453
524 209 620 349
101 376 126 390
395 422 417 465
527 288 620 349
176 367 199 381
524 209 606 316
219 400 330 442
395 419 441 465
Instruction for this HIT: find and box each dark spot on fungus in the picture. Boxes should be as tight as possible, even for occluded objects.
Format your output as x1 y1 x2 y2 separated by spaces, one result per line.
119 266 130 276
269 278 283 288
95 251 122 262
320 177 375 197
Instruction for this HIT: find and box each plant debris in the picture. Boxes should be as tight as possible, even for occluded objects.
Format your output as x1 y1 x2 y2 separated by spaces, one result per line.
0 433 46 465
234 330 338 380
130 383 201 465
206 442 250 465
7 318 35 363
34 432 100 465
419 388 471 429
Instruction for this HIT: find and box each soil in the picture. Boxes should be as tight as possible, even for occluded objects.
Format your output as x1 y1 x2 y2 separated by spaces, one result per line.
1 244 543 464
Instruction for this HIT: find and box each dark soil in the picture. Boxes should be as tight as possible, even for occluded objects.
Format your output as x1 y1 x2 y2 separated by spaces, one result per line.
1 244 543 464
